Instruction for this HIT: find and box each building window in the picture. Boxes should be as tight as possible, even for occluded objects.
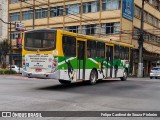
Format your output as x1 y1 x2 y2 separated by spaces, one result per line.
35 8 48 19
66 4 80 15
10 12 20 21
148 14 153 24
143 11 147 22
159 20 160 28
155 0 159 9
153 17 158 27
149 0 153 4
83 1 100 13
10 0 19 4
134 6 141 18
50 6 63 17
102 0 120 11
133 27 140 39
22 11 33 20
152 36 157 43
82 24 98 35
42 8 48 18
66 26 80 33
158 37 160 44
101 22 120 34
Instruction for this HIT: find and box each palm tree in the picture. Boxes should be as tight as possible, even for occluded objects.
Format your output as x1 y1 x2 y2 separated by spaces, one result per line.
0 39 10 68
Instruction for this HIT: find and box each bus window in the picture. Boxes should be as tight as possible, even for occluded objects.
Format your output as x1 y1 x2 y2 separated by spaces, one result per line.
125 47 129 60
87 40 96 58
97 42 105 58
121 46 125 60
24 31 56 51
62 36 76 57
114 45 119 59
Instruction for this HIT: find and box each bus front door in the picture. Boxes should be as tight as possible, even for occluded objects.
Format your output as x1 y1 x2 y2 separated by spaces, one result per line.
77 41 86 80
106 45 113 78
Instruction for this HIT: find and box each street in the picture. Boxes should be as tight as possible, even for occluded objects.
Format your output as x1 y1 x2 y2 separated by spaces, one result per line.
0 75 160 120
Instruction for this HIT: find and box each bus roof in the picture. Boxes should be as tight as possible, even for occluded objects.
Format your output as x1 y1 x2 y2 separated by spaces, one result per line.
60 29 134 48
24 28 134 48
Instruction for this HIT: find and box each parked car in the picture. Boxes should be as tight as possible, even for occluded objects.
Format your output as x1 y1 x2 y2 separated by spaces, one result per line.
150 67 160 79
8 65 22 74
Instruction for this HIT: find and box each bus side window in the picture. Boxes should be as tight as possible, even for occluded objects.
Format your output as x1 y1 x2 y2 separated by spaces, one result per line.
126 47 129 60
114 45 119 59
97 42 105 58
87 40 96 58
62 35 76 57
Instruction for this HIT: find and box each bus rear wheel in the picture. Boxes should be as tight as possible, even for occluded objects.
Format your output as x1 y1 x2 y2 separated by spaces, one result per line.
89 69 98 85
120 69 128 81
59 80 71 85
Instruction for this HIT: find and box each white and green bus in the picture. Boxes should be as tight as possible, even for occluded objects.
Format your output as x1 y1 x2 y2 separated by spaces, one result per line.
22 29 134 85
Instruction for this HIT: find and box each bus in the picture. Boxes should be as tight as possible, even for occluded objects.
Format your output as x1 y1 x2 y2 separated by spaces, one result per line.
22 29 134 85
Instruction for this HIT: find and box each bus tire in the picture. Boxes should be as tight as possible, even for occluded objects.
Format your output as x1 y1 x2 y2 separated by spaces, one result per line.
89 69 98 85
59 80 71 85
120 69 128 81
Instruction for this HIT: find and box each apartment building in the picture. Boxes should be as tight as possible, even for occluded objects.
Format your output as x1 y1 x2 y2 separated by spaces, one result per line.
9 0 160 75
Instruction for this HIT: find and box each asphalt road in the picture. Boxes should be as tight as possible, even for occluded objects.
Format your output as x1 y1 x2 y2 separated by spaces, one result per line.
0 75 160 120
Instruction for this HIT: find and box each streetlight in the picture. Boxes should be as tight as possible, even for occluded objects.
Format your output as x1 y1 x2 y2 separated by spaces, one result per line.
137 0 145 77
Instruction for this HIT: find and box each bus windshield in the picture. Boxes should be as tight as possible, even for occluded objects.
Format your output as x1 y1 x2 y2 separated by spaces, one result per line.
24 31 56 51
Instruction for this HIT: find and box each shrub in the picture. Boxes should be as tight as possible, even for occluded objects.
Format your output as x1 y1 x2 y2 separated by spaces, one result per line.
0 69 4 74
0 69 17 74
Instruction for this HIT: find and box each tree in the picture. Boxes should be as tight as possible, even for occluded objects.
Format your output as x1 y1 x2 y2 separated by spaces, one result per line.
0 39 10 68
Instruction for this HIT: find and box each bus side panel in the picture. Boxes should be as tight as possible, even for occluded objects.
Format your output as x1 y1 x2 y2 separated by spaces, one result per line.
113 59 123 78
58 56 77 81
114 59 128 78
85 57 106 80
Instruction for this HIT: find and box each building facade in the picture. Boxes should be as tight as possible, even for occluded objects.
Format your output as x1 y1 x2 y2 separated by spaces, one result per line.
8 0 160 75
0 0 8 65
0 0 8 41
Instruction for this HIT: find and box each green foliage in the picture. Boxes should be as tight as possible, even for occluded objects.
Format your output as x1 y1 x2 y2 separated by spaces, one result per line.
0 69 4 74
0 39 10 55
0 39 10 68
0 69 17 74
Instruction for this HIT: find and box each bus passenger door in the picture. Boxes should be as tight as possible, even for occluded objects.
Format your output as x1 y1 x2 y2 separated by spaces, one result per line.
106 45 113 78
77 40 86 80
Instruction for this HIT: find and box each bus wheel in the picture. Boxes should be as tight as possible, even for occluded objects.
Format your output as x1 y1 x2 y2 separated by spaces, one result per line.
89 69 97 85
59 80 71 85
120 69 128 81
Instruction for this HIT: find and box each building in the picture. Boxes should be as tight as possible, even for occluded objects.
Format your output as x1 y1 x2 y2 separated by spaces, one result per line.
0 0 8 41
0 0 8 65
8 0 160 75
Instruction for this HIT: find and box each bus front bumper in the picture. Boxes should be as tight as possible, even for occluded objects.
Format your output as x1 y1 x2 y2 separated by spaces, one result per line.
22 70 60 79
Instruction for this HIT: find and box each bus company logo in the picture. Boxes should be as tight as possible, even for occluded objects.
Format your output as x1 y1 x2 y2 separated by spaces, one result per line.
37 49 40 53
2 112 11 117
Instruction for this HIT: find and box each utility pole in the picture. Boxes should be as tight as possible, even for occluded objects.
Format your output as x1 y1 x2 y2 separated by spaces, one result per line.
33 0 35 29
137 0 145 77
9 22 12 72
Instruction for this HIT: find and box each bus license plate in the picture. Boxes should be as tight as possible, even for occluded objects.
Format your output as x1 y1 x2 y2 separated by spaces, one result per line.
35 68 42 72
